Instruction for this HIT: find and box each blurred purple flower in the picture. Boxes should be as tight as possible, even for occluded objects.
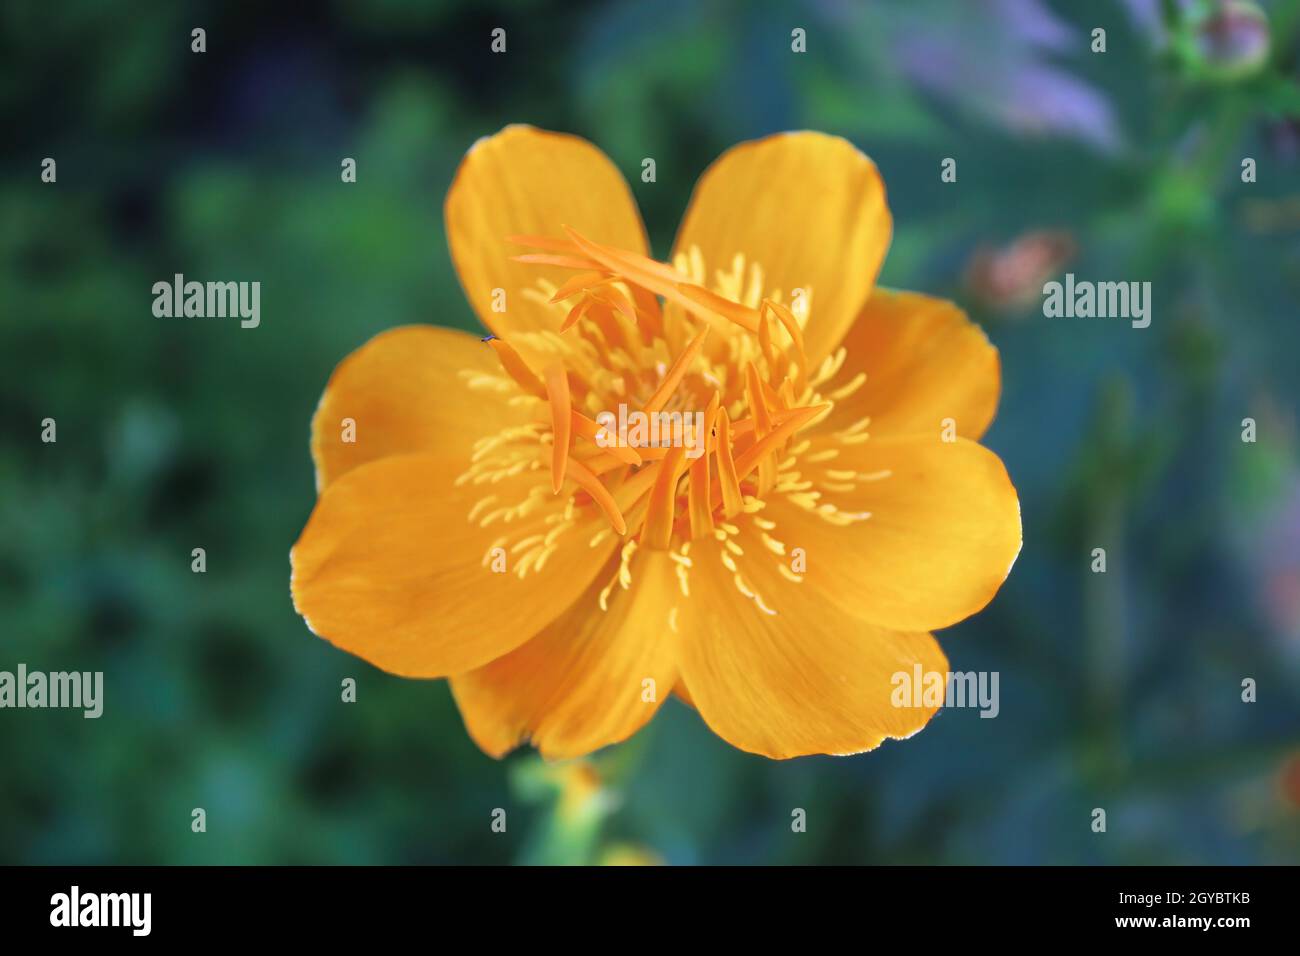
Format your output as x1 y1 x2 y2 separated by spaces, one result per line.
1119 0 1167 41
861 0 1124 152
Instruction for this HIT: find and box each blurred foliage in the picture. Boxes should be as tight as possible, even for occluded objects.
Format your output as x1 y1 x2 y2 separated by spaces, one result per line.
2 0 1299 864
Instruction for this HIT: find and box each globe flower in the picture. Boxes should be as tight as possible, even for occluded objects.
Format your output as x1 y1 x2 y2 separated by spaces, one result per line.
290 125 1021 760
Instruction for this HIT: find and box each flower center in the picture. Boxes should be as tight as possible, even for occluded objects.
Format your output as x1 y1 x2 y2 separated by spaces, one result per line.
455 228 877 607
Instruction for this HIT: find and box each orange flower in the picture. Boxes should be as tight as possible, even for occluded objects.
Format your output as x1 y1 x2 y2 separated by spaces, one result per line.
290 126 1021 760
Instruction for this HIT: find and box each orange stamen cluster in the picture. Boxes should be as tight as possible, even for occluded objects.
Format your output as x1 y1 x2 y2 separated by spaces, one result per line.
484 227 828 551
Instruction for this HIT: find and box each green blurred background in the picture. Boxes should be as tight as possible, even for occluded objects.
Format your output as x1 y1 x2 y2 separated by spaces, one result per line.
3 0 1300 864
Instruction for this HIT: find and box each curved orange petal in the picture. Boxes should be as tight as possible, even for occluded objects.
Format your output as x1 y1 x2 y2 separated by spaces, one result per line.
671 131 891 367
444 125 649 343
675 532 949 760
778 435 1022 633
310 325 529 490
450 549 682 760
820 288 1001 441
290 454 616 678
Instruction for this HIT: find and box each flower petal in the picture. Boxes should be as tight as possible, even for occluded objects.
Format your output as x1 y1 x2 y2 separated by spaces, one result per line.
676 532 948 759
821 288 1001 441
311 325 527 490
779 435 1022 632
450 551 682 760
291 453 615 678
671 131 891 367
445 125 649 340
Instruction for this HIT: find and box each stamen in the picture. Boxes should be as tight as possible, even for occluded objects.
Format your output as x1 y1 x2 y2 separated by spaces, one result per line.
677 283 761 333
510 252 605 270
745 362 777 495
701 390 722 451
778 377 797 412
715 408 744 518
583 300 629 350
598 538 640 611
544 364 572 493
506 233 589 253
549 271 611 303
642 326 709 415
642 445 686 549
626 284 663 341
828 371 867 401
684 389 721 540
731 404 828 483
560 298 591 332
593 285 637 325
561 226 749 329
688 450 713 540
758 307 775 368
566 457 627 535
709 404 827 509
487 338 546 398
561 227 686 285
499 233 860 561
744 362 773 436
572 411 640 466
762 298 806 358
